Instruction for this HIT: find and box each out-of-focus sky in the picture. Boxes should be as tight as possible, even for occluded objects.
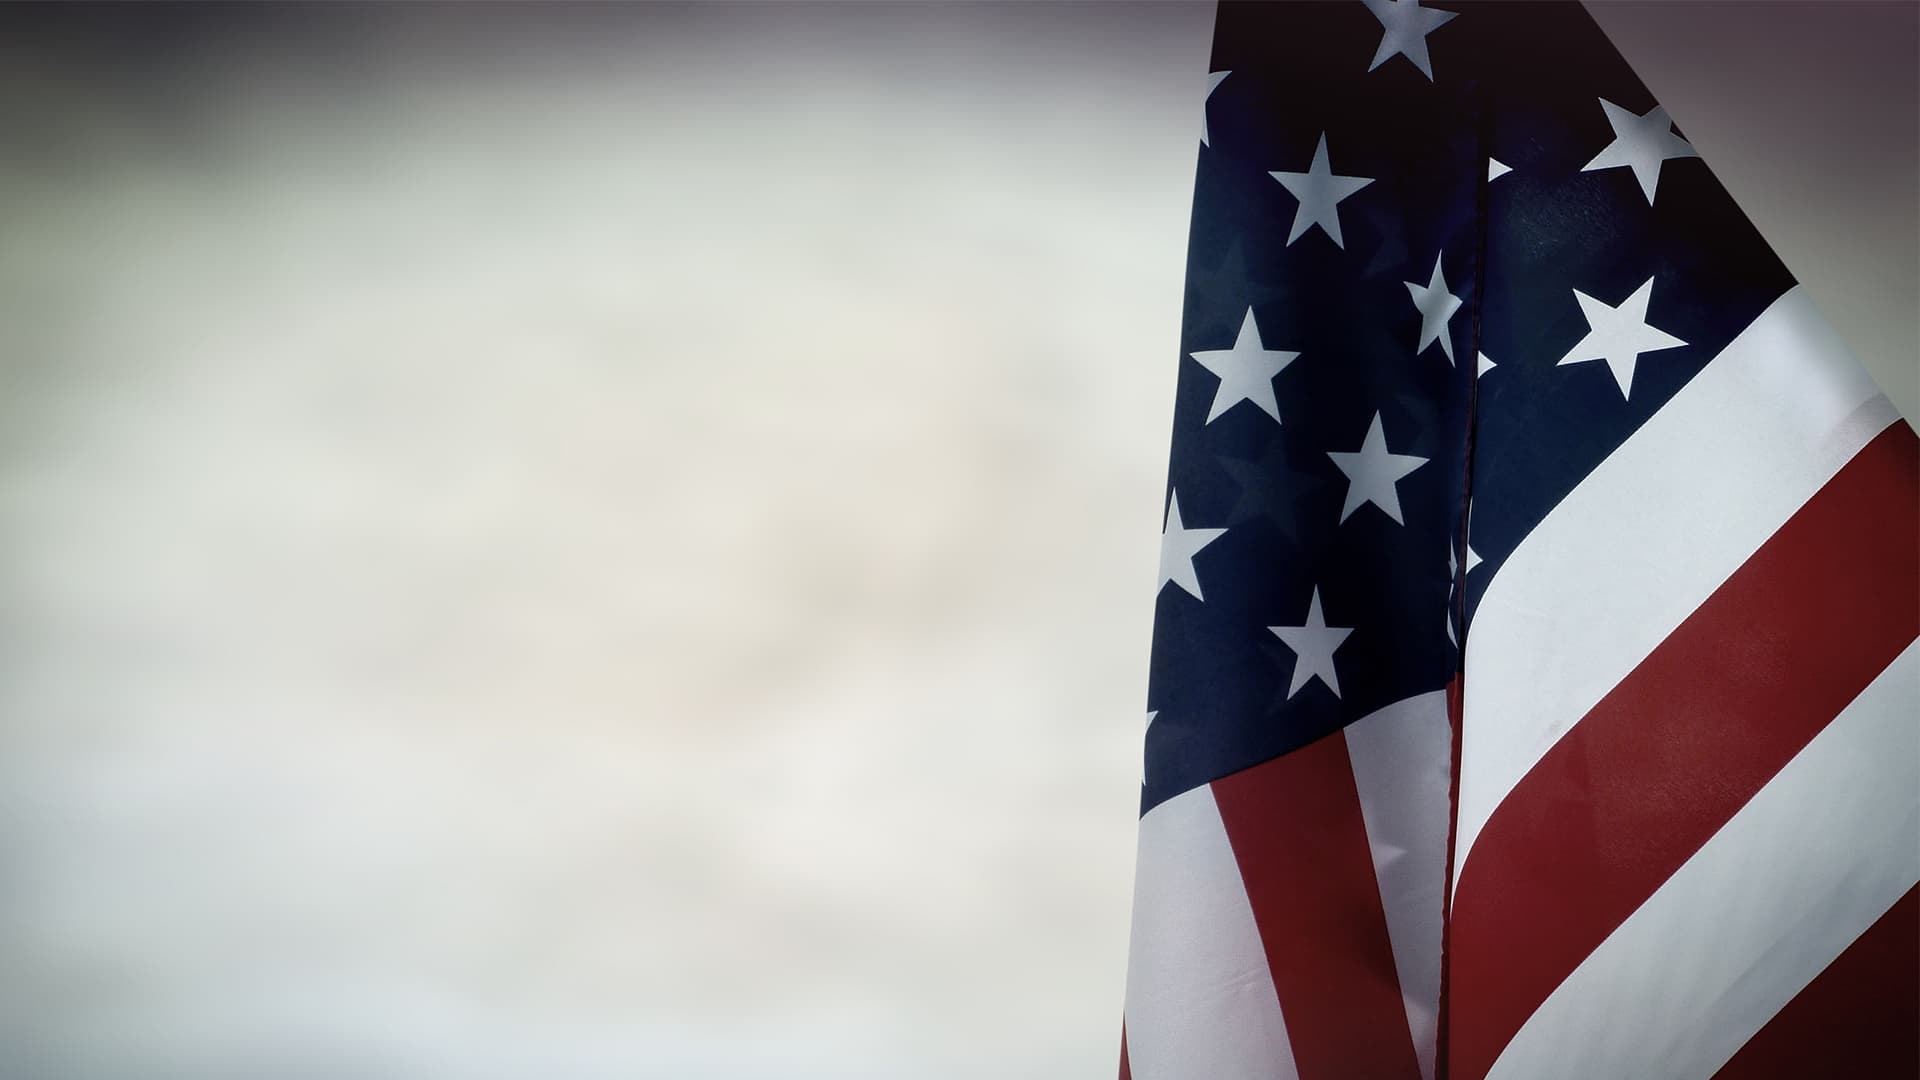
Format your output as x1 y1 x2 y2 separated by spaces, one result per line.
0 4 1910 1078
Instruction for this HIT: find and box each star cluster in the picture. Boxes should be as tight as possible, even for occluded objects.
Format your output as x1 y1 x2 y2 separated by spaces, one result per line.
1142 0 1795 813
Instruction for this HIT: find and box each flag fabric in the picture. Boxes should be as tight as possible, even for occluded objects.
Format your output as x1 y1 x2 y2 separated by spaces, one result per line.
1121 3 1918 1078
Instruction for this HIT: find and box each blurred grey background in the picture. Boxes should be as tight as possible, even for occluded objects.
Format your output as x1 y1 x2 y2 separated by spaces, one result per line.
0 3 1910 1078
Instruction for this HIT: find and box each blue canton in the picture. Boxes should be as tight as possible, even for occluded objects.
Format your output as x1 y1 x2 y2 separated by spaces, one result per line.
1142 0 1794 815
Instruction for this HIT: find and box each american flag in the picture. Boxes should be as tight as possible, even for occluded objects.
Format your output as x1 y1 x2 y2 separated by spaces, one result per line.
1120 3 1918 1078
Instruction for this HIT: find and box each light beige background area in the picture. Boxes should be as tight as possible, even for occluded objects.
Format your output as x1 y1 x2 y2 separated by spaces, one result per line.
0 4 1910 1078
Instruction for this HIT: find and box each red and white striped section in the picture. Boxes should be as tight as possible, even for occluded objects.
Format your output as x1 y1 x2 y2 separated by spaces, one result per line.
1450 286 1920 1079
1122 691 1452 1080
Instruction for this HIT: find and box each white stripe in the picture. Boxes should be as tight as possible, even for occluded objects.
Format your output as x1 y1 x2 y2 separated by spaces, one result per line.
1487 638 1920 1079
1456 286 1899 886
1343 690 1450 1080
1123 783 1298 1080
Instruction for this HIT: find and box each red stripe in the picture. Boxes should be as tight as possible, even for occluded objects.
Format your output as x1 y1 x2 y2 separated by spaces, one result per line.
1213 729 1422 1080
1117 1021 1131 1080
1448 423 1920 1080
1713 885 1919 1079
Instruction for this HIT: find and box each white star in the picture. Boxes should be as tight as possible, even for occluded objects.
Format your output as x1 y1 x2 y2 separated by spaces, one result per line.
1362 0 1458 81
1404 253 1463 365
1466 544 1483 572
1269 587 1353 699
1555 277 1688 399
1158 491 1227 601
1201 71 1230 148
1188 308 1300 424
1581 98 1698 204
1270 133 1374 249
1487 157 1512 181
1446 543 1459 645
1328 411 1429 525
1142 710 1158 784
1476 351 1496 376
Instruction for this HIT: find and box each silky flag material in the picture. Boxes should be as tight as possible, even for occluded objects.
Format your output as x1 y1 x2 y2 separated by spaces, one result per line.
1122 3 1918 1078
